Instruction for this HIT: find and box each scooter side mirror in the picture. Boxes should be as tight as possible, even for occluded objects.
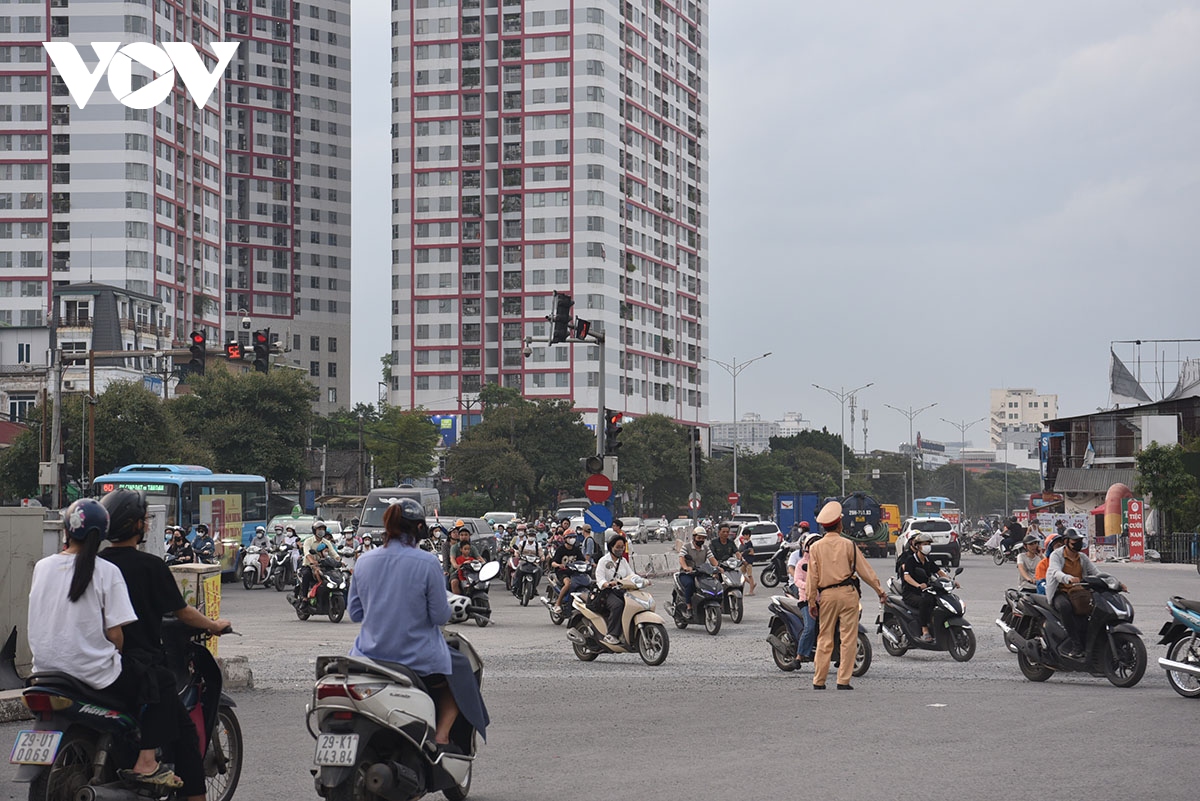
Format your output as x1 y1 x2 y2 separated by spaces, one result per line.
477 561 501 582
954 567 964 576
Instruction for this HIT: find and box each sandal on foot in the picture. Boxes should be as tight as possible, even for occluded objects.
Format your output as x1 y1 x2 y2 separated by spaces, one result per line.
120 765 183 788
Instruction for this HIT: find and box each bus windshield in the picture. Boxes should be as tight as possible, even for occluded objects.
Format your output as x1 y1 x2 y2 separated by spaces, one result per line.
94 479 180 525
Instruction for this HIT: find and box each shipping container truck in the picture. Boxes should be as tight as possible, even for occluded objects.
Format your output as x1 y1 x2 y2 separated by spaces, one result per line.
837 492 889 558
772 491 821 540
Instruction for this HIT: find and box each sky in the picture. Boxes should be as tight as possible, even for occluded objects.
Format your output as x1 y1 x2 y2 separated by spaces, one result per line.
349 1 1200 452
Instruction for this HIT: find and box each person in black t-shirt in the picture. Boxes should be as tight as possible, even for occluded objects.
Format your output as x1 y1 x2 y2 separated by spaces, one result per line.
100 489 231 798
167 527 194 564
550 534 586 612
898 533 955 642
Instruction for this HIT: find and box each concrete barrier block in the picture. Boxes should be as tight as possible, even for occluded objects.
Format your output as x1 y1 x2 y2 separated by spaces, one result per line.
0 688 32 723
218 655 254 690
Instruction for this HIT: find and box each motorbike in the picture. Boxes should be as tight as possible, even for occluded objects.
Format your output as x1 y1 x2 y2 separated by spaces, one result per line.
565 575 670 666
718 557 746 623
1157 596 1200 698
454 560 500 628
654 526 671 543
265 542 297 592
666 564 725 635
992 543 1019 566
877 569 976 661
12 620 242 801
513 553 542 607
759 542 800 588
291 555 350 623
308 631 482 801
766 592 871 677
541 560 594 625
498 547 516 592
239 545 270 590
995 573 1147 687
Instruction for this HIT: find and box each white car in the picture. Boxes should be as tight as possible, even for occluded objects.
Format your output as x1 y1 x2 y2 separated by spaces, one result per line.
895 517 961 567
618 517 645 543
739 521 783 563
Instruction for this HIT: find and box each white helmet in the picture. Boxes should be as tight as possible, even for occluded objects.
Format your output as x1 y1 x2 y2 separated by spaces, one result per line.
446 593 471 624
604 527 616 538
693 526 708 538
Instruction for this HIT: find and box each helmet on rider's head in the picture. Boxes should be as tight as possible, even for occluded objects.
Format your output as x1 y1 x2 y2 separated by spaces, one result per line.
692 526 708 539
99 488 147 542
911 532 934 546
285 525 296 533
255 525 266 533
1061 527 1083 541
313 521 327 534
196 524 209 535
396 499 426 522
803 533 822 551
1022 534 1040 546
799 521 810 531
64 498 109 542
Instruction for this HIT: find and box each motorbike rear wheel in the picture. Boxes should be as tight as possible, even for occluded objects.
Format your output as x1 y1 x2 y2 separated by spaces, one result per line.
1165 635 1200 698
771 632 798 672
881 622 909 656
328 594 346 623
947 626 976 662
1017 650 1054 682
853 632 873 677
727 594 743 624
206 705 244 801
637 623 670 666
295 600 311 621
760 566 779 588
27 729 102 801
703 605 722 636
443 762 472 801
1103 632 1147 688
572 630 599 662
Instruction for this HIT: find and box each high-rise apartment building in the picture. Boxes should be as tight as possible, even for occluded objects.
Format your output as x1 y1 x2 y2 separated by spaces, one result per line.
989 388 1058 447
223 0 352 413
389 0 709 432
0 0 351 415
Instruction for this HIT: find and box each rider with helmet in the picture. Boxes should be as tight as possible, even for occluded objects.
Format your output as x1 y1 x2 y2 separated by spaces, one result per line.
99 489 232 791
550 530 587 613
677 525 721 615
300 521 340 600
899 532 956 642
594 533 645 645
348 500 489 751
1016 534 1042 592
167 526 195 564
1046 527 1124 658
250 525 270 549
1001 516 1025 555
191 523 217 564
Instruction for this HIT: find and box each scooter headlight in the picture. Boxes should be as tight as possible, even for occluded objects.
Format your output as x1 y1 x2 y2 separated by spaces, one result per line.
632 596 652 610
940 598 957 613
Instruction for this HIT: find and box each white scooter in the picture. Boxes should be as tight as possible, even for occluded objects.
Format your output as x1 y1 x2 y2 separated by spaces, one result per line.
308 631 482 801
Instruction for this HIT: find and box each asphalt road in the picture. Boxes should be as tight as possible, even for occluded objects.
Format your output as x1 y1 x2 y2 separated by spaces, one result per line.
4 552 1197 801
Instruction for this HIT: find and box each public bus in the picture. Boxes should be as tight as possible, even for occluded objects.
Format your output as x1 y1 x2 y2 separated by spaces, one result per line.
92 464 269 576
913 496 956 518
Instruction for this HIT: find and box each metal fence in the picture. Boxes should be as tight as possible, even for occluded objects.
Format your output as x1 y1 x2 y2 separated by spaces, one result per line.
1146 532 1200 565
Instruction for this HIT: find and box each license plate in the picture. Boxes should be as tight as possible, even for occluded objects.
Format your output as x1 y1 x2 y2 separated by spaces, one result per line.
314 733 359 767
10 730 63 765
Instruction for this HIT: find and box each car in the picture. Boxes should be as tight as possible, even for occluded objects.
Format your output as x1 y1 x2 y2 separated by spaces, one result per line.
267 515 342 541
668 518 695 541
895 517 961 567
427 516 498 562
728 513 762 525
738 521 783 563
484 512 518 527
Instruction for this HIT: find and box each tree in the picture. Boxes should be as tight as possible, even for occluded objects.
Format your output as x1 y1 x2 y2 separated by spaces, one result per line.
169 369 317 486
365 406 441 485
444 437 534 510
618 414 692 515
91 381 208 475
1136 443 1200 534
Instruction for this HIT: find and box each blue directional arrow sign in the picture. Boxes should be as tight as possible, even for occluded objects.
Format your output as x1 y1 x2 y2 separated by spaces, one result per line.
584 504 613 531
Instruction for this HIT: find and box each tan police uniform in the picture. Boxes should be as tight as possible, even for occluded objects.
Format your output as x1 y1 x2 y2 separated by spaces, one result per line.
808 501 886 688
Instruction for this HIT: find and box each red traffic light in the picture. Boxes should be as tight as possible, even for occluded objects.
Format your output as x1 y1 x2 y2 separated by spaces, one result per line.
607 412 622 425
225 342 243 359
190 331 206 346
252 331 268 346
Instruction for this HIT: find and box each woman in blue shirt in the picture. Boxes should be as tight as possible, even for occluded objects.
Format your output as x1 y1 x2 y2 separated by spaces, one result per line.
347 499 488 751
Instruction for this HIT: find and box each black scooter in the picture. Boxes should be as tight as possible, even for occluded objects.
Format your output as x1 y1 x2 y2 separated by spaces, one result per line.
995 574 1147 687
878 567 976 661
759 542 800 588
666 563 725 635
13 621 242 801
767 588 872 676
291 553 350 623
513 553 543 606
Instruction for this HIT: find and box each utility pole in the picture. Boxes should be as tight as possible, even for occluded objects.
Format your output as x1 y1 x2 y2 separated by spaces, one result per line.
709 353 773 499
862 408 869 456
886 402 938 515
941 416 986 525
815 382 874 496
849 393 857 455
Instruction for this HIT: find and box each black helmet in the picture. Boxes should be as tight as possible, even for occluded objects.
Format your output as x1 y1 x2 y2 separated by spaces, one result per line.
63 499 109 542
1022 534 1040 546
100 489 148 542
1061 527 1083 541
395 498 425 522
196 523 209 534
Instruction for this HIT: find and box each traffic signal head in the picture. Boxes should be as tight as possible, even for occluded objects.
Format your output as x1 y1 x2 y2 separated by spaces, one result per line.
604 408 623 455
548 291 574 345
224 341 243 360
573 317 591 340
580 455 604 475
187 331 206 376
252 329 270 374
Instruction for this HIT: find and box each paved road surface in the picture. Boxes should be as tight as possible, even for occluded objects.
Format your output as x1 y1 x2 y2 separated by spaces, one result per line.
3 554 1196 801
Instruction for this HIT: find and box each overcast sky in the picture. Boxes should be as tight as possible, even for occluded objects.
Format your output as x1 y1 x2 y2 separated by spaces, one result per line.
350 2 1200 452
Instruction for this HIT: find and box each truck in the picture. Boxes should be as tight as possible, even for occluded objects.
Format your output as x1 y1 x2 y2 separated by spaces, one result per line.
837 492 889 558
772 491 821 540
880 503 902 555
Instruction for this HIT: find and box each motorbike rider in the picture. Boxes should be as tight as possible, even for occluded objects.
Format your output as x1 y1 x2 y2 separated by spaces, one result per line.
709 523 738 565
793 533 823 663
551 531 586 613
452 540 482 595
99 489 232 797
899 532 956 643
1016 534 1042 592
191 524 217 564
167 527 195 564
347 499 489 752
677 526 721 615
1046 528 1124 658
1000 516 1025 555
442 522 467 583
595 534 644 645
250 525 270 549
1035 532 1062 591
300 522 341 600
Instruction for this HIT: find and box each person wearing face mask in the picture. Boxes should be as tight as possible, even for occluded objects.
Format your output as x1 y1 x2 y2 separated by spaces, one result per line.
899 532 955 643
167 527 194 564
677 526 721 615
550 531 586 613
1046 527 1123 658
594 534 644 645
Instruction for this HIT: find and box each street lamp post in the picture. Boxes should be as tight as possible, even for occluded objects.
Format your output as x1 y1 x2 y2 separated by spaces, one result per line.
885 402 937 515
708 353 772 501
941 416 986 525
814 382 874 496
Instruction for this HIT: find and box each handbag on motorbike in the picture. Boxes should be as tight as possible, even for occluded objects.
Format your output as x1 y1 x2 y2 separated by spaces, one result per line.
1063 583 1094 616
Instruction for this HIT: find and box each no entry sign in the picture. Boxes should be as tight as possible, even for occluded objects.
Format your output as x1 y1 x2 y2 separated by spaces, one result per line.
584 474 613 503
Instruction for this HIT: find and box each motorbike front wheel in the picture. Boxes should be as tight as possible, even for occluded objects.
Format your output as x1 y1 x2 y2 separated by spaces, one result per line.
241 570 255 591
273 569 289 592
703 605 722 636
473 596 491 627
520 579 533 607
1165 635 1200 698
760 566 779 588
206 705 244 801
992 550 1006 566
727 594 743 624
328 594 346 623
1103 632 1147 688
947 626 976 662
637 623 670 666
